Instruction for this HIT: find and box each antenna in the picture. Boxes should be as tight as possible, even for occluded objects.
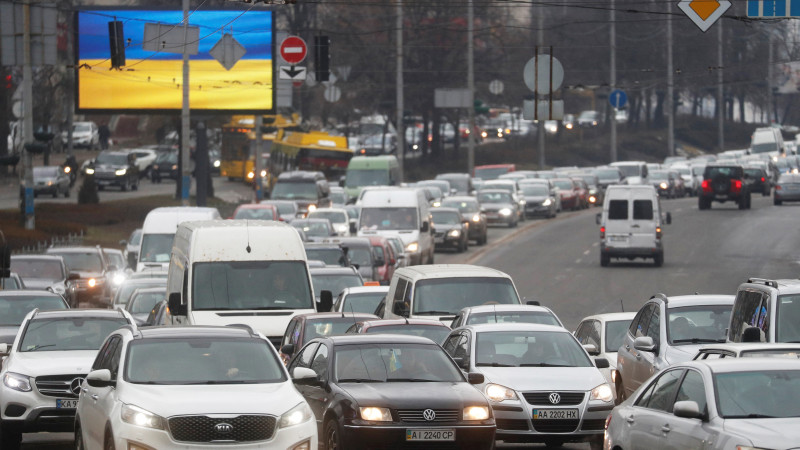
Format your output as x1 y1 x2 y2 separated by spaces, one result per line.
348 301 359 330
619 299 624 312
493 304 498 323
245 220 252 253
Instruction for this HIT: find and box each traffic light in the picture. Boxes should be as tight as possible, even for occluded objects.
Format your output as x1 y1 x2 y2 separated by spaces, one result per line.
4 75 11 90
108 21 126 69
314 35 330 82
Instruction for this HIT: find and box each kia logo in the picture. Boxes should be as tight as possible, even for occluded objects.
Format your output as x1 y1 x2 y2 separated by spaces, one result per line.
548 393 561 405
422 409 436 421
215 423 233 434
70 377 84 396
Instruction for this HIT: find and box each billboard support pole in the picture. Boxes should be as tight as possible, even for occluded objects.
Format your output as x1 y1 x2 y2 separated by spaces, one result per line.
254 114 263 201
22 0 35 230
180 0 191 206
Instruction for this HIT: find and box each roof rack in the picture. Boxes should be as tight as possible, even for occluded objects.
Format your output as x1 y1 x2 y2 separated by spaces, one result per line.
650 293 669 303
747 278 778 288
226 323 258 337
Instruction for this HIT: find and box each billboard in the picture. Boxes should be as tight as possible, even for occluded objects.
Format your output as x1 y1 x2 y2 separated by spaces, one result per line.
776 61 800 94
77 9 274 113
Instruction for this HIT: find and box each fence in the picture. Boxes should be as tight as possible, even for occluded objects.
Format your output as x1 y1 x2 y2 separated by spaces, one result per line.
12 231 85 255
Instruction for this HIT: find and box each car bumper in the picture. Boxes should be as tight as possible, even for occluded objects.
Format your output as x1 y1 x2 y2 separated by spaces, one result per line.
468 225 485 240
95 174 127 187
525 205 554 216
491 400 610 443
775 191 800 201
112 416 317 450
699 193 743 203
342 423 495 449
1 388 82 433
33 185 59 195
484 214 514 224
434 234 464 248
601 244 662 257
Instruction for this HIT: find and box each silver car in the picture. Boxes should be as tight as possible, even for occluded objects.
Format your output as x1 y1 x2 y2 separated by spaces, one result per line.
574 312 636 387
692 342 800 360
605 359 800 449
442 324 612 449
450 304 563 329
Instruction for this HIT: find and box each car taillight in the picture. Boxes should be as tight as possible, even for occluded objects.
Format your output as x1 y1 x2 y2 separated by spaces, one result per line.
701 179 712 193
776 185 782 190
600 226 605 239
730 179 742 194
656 226 662 238
761 177 765 183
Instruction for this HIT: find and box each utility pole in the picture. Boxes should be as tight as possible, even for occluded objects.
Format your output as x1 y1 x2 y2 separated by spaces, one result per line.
21 0 34 230
537 7 545 168
396 0 404 182
666 4 675 157
767 30 774 123
609 0 617 162
180 0 191 206
717 19 724 151
467 0 475 175
254 115 263 201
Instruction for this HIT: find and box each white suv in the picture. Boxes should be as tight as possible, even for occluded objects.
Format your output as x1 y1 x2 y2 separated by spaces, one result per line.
0 308 133 449
75 325 317 450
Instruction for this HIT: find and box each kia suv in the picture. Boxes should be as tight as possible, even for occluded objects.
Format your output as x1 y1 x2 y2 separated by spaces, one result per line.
698 164 751 210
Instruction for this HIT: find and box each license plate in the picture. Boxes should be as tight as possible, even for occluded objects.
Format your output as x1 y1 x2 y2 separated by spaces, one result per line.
533 409 578 420
608 235 627 242
56 399 78 408
486 213 498 218
435 237 444 244
406 429 455 441
97 180 111 185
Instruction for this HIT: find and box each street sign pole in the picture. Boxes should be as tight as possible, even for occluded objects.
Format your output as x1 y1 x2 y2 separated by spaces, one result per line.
254 115 263 201
610 0 617 163
396 0 404 182
667 1 675 157
180 0 191 205
467 0 475 176
22 0 34 229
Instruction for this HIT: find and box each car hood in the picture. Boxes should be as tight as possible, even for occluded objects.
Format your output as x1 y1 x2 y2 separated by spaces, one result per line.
523 195 549 203
478 366 607 392
8 350 98 376
481 203 515 211
33 176 58 183
0 327 20 345
94 164 127 172
433 223 460 232
338 381 486 409
120 382 305 418
73 270 105 279
722 418 800 446
22 278 61 290
664 345 701 365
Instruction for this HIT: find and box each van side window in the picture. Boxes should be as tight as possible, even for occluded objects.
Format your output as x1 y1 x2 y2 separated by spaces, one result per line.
392 279 408 315
608 200 628 220
633 200 653 220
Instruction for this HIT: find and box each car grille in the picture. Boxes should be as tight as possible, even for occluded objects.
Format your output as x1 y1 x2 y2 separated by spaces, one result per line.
434 232 445 239
531 419 579 433
168 415 276 443
522 392 585 406
581 419 606 431
35 374 86 398
396 409 459 423
495 418 529 430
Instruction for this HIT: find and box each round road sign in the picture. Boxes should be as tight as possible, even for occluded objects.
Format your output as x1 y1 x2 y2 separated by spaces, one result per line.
280 36 308 65
523 56 564 94
324 86 342 103
609 89 628 109
489 79 504 95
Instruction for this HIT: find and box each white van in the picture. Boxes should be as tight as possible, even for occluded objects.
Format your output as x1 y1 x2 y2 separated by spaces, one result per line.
137 207 221 272
610 161 649 185
355 187 434 265
750 127 784 157
597 185 671 267
166 220 321 348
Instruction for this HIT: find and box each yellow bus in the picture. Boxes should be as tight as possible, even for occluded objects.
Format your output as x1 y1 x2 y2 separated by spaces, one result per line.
270 130 352 181
220 114 302 182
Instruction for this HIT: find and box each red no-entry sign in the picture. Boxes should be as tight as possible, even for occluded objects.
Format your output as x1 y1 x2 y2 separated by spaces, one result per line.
279 36 307 65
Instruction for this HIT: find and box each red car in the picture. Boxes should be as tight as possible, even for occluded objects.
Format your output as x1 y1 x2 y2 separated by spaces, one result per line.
570 177 590 209
474 164 515 181
365 235 397 285
345 318 452 344
551 177 580 210
229 203 281 221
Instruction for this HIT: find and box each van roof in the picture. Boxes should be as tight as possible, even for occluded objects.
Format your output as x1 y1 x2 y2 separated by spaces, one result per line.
359 187 424 206
394 264 512 282
178 220 307 261
142 207 221 233
347 155 399 169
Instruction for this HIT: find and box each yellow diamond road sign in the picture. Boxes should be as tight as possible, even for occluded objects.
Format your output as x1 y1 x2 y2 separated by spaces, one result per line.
678 0 730 32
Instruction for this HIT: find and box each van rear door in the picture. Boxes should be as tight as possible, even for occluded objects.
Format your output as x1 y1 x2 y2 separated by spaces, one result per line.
628 193 656 249
604 189 656 249
604 195 632 248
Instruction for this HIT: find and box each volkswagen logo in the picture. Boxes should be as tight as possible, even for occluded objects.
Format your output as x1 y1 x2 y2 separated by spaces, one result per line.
548 393 561 405
215 423 233 434
69 377 84 396
422 409 436 421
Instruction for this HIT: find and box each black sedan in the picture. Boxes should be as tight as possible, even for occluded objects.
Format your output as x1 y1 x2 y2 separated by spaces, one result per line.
441 196 488 245
87 151 140 191
431 207 470 253
151 151 179 182
287 334 495 450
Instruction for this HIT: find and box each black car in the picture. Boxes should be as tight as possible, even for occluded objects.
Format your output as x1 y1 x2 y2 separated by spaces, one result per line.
286 334 495 450
743 166 771 196
441 196 488 244
431 207 470 253
270 171 332 216
10 255 78 305
45 246 116 307
151 151 179 182
698 164 751 210
88 151 140 191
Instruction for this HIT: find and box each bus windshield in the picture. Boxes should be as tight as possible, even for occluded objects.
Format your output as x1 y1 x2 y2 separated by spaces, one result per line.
346 169 390 187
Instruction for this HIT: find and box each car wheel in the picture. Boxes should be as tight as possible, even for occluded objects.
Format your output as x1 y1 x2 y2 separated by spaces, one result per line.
52 189 58 198
104 430 116 450
97 184 104 191
464 238 469 252
0 427 22 450
132 178 139 191
600 252 610 267
615 378 627 404
775 198 782 206
588 436 604 450
480 232 487 246
654 251 664 267
738 197 746 210
75 423 86 450
121 179 129 192
746 193 752 209
65 188 70 198
698 197 710 210
323 419 342 450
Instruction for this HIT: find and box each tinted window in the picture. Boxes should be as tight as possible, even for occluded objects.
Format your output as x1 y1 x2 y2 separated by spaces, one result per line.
608 200 628 220
335 343 462 382
777 294 800 343
413 277 519 315
640 369 683 412
310 344 329 382
632 200 653 220
311 274 362 299
675 370 707 416
51 252 103 272
704 166 741 178
729 290 767 342
193 261 313 310
302 318 364 345
667 304 731 345
306 248 348 266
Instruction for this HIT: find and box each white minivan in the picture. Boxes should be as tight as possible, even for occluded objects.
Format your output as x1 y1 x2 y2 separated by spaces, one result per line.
597 185 671 267
610 161 649 185
137 207 221 272
166 220 322 348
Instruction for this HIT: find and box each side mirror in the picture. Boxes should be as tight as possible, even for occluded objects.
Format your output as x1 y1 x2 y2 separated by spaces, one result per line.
349 222 357 235
168 292 187 316
467 372 484 385
596 213 601 225
742 326 763 343
0 343 8 355
119 240 127 246
673 400 702 420
374 258 385 267
525 299 540 306
392 301 409 318
665 212 672 225
280 344 295 357
633 336 656 353
594 357 610 369
452 357 470 370
339 176 346 187
67 272 81 281
319 290 333 312
291 367 319 385
421 221 429 233
583 344 600 356
86 369 115 388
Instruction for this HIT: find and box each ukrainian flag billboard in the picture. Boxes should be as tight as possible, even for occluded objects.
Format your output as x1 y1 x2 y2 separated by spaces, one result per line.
77 9 273 113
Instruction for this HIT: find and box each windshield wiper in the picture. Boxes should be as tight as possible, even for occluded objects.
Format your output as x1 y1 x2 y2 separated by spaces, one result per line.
24 344 57 352
671 338 726 344
388 378 435 382
415 311 453 316
520 363 571 367
724 413 776 419
476 362 516 367
337 378 382 383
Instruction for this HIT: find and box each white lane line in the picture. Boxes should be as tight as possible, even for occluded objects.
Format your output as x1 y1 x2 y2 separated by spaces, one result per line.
575 258 582 264
675 208 683 213
583 249 591 255
592 242 599 247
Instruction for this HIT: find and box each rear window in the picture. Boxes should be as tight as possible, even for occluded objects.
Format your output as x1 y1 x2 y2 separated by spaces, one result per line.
704 166 741 179
633 200 653 220
608 200 628 220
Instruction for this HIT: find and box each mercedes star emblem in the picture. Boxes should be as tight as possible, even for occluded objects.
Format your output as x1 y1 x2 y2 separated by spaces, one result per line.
70 377 84 396
422 409 436 421
548 393 561 405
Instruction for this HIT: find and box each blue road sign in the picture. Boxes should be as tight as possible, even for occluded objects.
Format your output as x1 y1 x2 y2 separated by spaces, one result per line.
748 0 800 17
609 89 627 109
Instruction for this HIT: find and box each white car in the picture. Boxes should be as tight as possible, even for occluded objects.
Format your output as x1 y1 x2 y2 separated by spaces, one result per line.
306 207 351 237
450 304 563 329
122 148 158 178
62 121 99 149
604 359 800 450
332 285 389 313
75 324 317 450
0 309 133 448
442 324 612 449
574 312 636 387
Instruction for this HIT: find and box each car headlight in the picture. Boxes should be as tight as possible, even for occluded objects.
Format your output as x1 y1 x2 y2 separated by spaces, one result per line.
88 278 97 288
463 406 490 421
171 164 178 170
213 160 221 167
4 372 32 392
247 171 255 179
589 195 597 203
63 166 71 174
115 169 127 176
359 406 392 422
542 198 552 206
85 168 95 175
590 383 614 403
485 383 518 402
472 214 481 222
405 242 419 253
498 208 512 216
46 180 54 186
113 272 127 286
659 182 668 189
260 170 267 177
121 404 165 430
432 201 441 208
279 402 313 428
307 204 317 213
448 229 461 238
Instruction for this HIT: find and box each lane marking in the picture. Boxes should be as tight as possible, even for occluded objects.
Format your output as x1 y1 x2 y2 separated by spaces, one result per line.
575 258 582 264
592 242 599 247
583 249 591 255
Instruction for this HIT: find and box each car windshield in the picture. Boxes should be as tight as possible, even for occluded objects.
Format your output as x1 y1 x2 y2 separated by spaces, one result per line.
128 291 165 314
751 142 778 154
346 169 389 187
113 280 165 306
271 182 318 200
705 166 740 178
0 295 67 326
51 252 103 272
293 220 331 237
345 247 372 266
438 177 469 193
475 330 593 367
306 248 348 266
10 259 64 281
33 167 58 178
413 277 519 315
521 185 548 196
311 273 362 299
674 167 691 176
95 153 128 165
19 317 128 352
605 319 633 353
359 207 418 231
744 169 762 178
74 123 91 132
431 211 461 225
740 349 800 359
303 318 362 344
104 252 125 269
308 210 347 223
139 233 174 263
156 152 177 164
335 343 462 382
615 165 641 177
777 294 800 343
441 199 478 213
692 166 706 176
474 167 510 180
484 183 514 193
365 324 450 343
330 191 347 204
649 171 669 181
342 292 386 313
466 311 560 326
477 191 512 204
266 202 296 215
128 229 142 246
715 370 800 418
667 305 731 345
126 338 286 385
193 261 313 310
233 208 275 220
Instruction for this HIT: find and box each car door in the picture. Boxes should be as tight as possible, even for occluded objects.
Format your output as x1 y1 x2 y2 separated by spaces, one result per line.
305 344 330 423
620 304 653 396
629 196 656 249
667 369 718 450
289 342 322 430
627 368 684 449
82 335 121 448
636 303 661 385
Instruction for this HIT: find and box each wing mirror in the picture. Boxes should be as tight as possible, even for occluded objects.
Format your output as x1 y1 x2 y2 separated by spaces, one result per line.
291 367 319 385
665 212 672 225
319 290 333 312
421 221 430 233
467 372 484 384
67 272 81 281
633 336 656 353
167 292 186 316
594 357 610 369
596 213 601 225
86 369 115 388
673 400 703 420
